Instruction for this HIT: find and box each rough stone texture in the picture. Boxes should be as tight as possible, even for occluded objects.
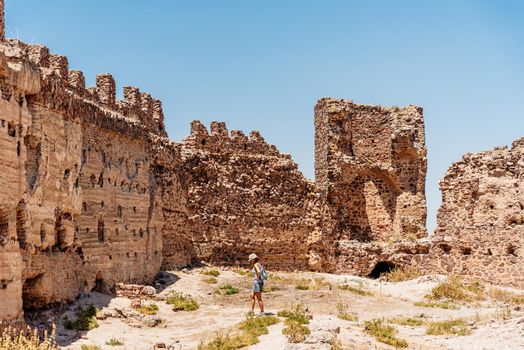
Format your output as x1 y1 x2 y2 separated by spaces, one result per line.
167 121 328 271
1 2 523 323
0 36 170 320
315 98 428 242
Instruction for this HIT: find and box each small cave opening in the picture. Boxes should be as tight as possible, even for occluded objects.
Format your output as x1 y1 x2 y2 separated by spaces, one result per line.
16 201 28 248
0 208 8 242
97 218 105 242
22 274 45 310
368 261 396 279
92 273 111 294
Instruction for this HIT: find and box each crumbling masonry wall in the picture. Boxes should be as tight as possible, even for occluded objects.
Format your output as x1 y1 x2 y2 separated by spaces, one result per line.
0 33 172 320
315 98 427 243
167 120 328 271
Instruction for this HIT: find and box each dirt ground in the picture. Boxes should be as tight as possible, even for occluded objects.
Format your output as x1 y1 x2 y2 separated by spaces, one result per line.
47 267 524 350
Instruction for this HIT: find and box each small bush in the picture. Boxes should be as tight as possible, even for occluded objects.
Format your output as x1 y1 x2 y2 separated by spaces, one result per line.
215 284 239 295
338 284 373 296
277 304 309 325
238 315 279 337
282 320 310 343
488 288 524 305
166 291 199 311
414 301 458 310
137 302 159 315
201 269 220 277
268 273 284 281
198 316 279 350
0 325 59 350
81 346 102 350
336 303 358 322
427 275 484 302
265 285 280 292
105 338 124 346
203 277 218 284
425 319 471 336
63 304 99 331
295 279 310 290
385 266 421 282
364 319 408 348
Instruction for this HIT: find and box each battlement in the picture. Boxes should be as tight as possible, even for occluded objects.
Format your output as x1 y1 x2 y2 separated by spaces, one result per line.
5 40 167 138
184 120 285 157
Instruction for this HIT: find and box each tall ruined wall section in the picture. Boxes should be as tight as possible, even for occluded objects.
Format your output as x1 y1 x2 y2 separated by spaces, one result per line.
428 138 524 287
315 98 427 243
166 120 329 271
0 35 173 321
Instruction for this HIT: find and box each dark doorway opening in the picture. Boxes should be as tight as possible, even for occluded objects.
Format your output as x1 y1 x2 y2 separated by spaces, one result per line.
368 261 396 279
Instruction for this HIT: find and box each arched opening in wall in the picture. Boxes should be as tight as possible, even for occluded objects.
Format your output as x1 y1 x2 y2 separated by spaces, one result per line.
92 272 111 294
7 122 16 137
0 208 9 244
16 201 28 248
22 274 44 310
368 261 396 279
97 218 105 242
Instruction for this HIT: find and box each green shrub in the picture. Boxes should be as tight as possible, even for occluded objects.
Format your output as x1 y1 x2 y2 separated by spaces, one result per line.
389 316 424 327
425 319 471 336
488 288 524 305
201 269 220 277
198 316 279 349
63 304 99 331
105 338 124 346
364 319 408 348
137 302 159 315
215 284 239 295
166 291 199 311
277 304 309 325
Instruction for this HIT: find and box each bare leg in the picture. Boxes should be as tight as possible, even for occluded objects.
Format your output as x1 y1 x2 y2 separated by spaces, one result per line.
250 291 256 313
255 292 264 313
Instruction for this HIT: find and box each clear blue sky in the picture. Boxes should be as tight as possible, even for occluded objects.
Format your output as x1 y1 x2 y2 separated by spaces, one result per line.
7 1 523 232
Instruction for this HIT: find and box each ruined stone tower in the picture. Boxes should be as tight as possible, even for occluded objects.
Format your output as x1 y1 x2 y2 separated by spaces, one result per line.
315 98 428 242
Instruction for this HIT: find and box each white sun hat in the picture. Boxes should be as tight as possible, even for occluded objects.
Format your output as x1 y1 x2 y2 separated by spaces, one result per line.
248 253 258 261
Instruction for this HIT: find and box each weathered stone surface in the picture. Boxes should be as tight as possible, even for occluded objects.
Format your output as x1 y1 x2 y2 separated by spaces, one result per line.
315 98 428 242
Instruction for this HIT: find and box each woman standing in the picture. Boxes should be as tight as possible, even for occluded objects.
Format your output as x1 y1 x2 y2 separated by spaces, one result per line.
248 253 265 315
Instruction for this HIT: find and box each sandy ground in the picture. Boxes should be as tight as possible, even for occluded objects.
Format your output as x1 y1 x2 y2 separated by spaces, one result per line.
47 268 524 350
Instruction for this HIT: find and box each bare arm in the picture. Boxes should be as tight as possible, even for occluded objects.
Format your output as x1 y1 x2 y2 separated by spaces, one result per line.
254 263 261 280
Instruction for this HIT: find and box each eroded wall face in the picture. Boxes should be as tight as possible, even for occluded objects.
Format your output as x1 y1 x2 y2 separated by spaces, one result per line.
162 121 327 271
429 139 524 287
0 38 172 320
315 98 427 243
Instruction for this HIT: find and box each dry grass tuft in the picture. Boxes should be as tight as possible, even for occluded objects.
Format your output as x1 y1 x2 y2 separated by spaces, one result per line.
338 284 373 296
414 301 459 310
282 321 310 343
201 269 220 277
336 303 358 322
385 266 421 282
105 338 124 346
389 316 425 327
425 319 471 336
364 319 408 348
80 345 101 350
0 325 59 350
488 288 524 305
203 277 218 284
166 291 199 311
427 275 485 302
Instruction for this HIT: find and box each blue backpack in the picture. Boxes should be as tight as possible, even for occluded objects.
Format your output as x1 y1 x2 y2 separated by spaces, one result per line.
259 264 268 281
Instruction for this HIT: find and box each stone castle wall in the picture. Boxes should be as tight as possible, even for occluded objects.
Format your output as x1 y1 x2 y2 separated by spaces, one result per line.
1 0 523 323
315 98 427 242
